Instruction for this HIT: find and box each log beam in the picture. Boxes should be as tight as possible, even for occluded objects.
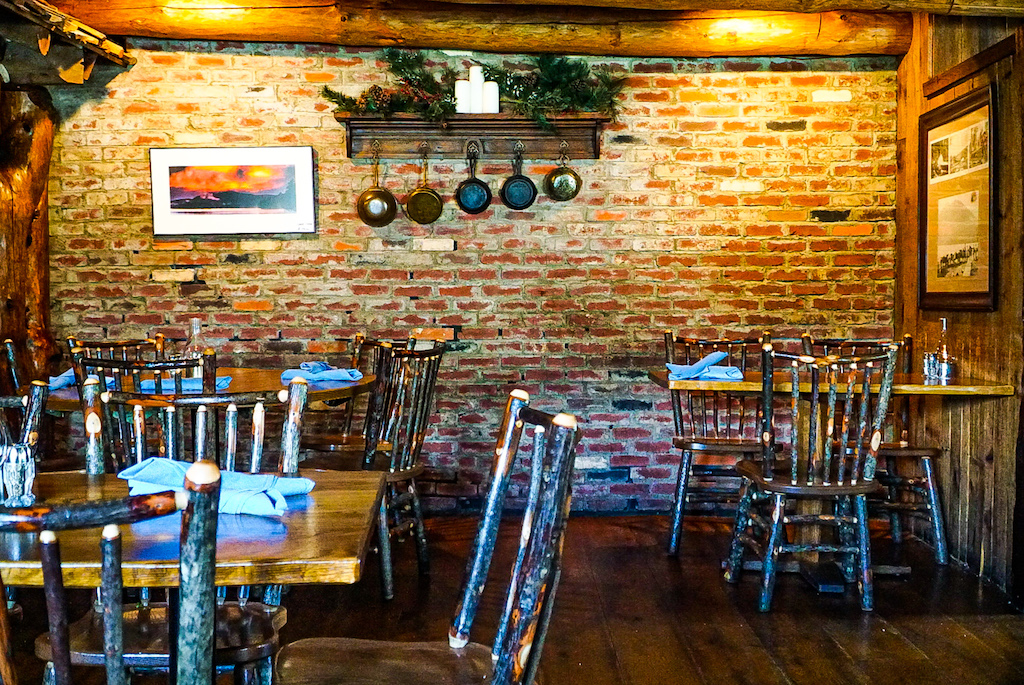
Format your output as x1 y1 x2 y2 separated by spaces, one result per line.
426 0 1024 18
49 3 912 57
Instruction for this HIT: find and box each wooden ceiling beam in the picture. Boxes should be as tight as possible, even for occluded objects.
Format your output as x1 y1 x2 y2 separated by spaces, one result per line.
424 0 1024 18
46 3 911 56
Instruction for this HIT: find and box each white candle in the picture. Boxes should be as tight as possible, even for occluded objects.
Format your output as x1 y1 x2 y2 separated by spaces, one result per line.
455 80 471 113
483 81 499 113
468 66 484 114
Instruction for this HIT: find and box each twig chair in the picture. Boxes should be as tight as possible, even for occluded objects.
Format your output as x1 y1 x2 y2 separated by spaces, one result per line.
662 330 766 554
0 460 223 685
275 389 582 685
724 342 899 611
802 333 947 564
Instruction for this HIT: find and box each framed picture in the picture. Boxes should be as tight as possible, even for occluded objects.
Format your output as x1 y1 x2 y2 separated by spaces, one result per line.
918 85 997 310
149 146 316 236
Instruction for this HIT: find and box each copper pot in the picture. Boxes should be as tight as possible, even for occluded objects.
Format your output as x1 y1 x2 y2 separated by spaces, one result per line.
405 145 443 225
357 146 397 227
544 140 582 202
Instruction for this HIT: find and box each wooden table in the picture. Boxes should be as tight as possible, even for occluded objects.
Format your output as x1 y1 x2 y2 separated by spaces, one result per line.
648 369 1016 397
45 367 376 414
0 469 385 588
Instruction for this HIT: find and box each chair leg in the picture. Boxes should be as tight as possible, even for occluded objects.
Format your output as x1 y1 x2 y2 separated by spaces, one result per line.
723 481 753 583
921 456 949 565
667 449 695 555
758 493 786 613
836 496 855 583
256 656 273 685
376 498 395 601
234 662 259 685
408 480 430 575
854 494 874 611
888 464 904 546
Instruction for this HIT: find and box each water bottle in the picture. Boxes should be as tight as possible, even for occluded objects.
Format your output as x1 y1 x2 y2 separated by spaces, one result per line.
182 317 206 377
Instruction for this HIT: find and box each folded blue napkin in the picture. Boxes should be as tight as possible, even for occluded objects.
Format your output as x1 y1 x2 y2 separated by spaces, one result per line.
280 362 363 383
118 457 314 516
48 368 76 389
138 376 232 394
666 351 743 381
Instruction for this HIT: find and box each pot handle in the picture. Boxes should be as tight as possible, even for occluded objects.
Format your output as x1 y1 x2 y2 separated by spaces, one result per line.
419 142 430 187
512 140 525 176
466 140 480 179
371 139 382 187
558 139 571 168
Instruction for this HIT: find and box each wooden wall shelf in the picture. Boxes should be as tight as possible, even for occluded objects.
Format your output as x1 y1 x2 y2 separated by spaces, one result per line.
336 113 609 160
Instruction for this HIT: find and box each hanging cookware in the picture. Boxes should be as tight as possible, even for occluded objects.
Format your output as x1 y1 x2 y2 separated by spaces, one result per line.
499 141 537 211
405 143 444 225
454 142 491 215
544 140 583 202
356 141 397 228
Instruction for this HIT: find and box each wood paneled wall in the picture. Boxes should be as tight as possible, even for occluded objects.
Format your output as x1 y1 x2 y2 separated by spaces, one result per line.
895 16 1024 594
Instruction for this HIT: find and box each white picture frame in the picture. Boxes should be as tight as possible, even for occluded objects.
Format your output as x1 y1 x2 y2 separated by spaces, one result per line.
149 146 316 236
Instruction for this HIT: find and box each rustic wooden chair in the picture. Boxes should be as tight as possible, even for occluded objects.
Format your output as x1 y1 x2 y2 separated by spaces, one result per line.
0 461 224 685
69 347 216 473
301 343 444 599
5 339 74 471
32 379 308 685
802 333 947 565
662 330 767 554
275 389 582 685
724 341 899 611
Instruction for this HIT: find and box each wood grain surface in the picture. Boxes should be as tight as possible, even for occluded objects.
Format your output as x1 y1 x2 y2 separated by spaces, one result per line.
0 469 384 588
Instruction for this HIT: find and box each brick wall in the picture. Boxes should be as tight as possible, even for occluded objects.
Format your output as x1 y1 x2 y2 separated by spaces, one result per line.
46 42 898 513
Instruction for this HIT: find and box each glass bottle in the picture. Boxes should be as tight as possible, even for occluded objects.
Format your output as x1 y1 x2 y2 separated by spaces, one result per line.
182 317 206 377
937 317 950 361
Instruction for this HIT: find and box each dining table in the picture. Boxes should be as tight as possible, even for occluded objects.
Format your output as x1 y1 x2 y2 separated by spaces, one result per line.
0 468 386 588
647 369 1016 397
44 366 376 414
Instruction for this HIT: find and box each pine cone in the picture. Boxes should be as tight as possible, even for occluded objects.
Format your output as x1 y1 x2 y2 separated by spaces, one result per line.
570 79 587 93
367 85 385 101
522 73 539 89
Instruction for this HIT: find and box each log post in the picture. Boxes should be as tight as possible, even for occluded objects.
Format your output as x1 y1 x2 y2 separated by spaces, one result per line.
0 85 61 391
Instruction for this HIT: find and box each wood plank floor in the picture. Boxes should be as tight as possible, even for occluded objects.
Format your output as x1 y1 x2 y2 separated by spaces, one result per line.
7 515 1024 684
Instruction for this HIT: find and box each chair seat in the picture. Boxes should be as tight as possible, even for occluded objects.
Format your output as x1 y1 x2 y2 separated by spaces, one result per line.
35 602 283 668
672 436 761 453
735 459 883 497
300 433 393 454
276 637 544 685
300 451 424 483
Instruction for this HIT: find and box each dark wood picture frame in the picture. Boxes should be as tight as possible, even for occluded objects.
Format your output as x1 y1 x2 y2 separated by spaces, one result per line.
918 84 997 311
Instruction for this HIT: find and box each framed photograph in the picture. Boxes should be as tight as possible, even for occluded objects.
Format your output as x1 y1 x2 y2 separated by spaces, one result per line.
149 146 316 236
918 85 997 310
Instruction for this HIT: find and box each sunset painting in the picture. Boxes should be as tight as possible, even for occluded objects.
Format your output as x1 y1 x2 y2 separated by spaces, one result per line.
150 147 315 235
168 164 297 214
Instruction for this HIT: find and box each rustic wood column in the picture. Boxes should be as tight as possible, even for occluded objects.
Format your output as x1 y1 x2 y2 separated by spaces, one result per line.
0 85 61 391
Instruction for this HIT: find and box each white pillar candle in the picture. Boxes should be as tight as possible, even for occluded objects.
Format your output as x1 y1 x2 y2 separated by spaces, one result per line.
468 66 484 114
483 81 500 113
455 80 471 113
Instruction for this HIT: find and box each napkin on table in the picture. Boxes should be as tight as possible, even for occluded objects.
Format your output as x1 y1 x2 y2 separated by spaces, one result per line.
666 351 743 381
118 457 314 516
139 376 232 394
280 361 363 383
48 368 76 389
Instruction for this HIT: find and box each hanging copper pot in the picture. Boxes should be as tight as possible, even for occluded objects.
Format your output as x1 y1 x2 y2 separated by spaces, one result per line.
544 140 582 202
356 141 397 227
405 143 444 225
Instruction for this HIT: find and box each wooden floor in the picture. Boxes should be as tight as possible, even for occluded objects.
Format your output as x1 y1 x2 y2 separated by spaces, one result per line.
7 515 1024 685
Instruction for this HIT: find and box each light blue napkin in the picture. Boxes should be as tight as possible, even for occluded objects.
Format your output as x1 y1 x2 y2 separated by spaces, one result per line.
281 362 363 383
666 351 743 381
138 376 232 394
118 457 314 516
48 368 76 389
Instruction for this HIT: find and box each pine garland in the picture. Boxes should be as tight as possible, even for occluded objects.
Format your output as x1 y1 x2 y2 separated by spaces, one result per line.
321 48 457 121
322 50 625 128
483 55 625 129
